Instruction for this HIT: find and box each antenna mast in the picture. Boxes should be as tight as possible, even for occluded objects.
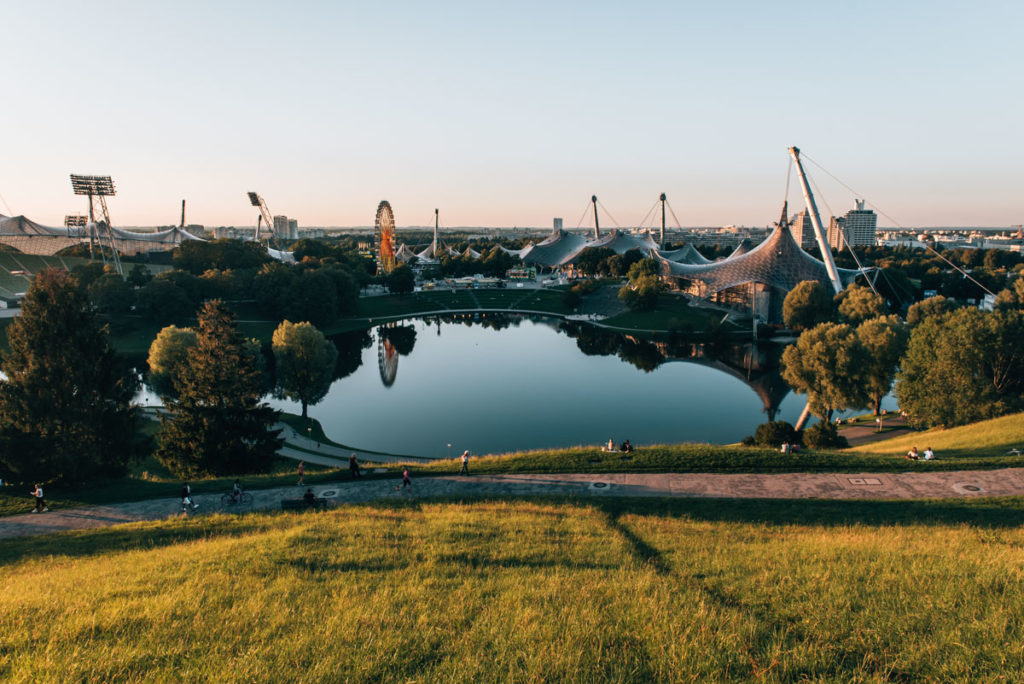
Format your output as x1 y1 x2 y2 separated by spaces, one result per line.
659 193 667 247
591 195 600 240
788 147 843 293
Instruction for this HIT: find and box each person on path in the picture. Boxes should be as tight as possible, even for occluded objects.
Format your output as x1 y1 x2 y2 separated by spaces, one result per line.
303 488 317 507
398 468 412 491
230 479 243 503
31 483 47 513
460 450 470 476
297 461 305 486
349 453 361 479
181 482 199 513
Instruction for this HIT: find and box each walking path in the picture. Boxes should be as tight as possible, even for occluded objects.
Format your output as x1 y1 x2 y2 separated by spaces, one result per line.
3 468 1024 541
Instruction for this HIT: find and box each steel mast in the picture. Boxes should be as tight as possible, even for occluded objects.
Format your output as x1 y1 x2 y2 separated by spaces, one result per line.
788 147 843 294
591 195 600 240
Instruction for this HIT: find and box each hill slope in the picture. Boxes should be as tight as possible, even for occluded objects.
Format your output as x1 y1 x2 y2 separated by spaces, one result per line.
850 411 1024 458
3 498 1024 681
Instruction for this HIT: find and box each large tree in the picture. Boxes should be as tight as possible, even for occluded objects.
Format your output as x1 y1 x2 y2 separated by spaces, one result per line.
835 284 887 324
895 308 1024 427
155 300 281 477
856 315 909 416
781 322 870 421
782 280 835 332
906 295 954 326
618 259 663 311
146 325 198 399
0 268 138 482
272 320 338 419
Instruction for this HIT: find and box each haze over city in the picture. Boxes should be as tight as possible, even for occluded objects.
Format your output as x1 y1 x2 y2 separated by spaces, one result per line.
3 0 1022 229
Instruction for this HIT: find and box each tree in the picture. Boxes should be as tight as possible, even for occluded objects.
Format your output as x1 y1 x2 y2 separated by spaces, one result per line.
781 322 870 421
895 308 1024 427
146 325 197 398
618 258 663 311
272 320 338 419
856 315 909 416
995 278 1024 310
835 284 887 324
0 269 138 482
782 280 835 331
387 265 415 295
135 278 195 325
127 263 153 288
155 300 281 477
906 295 954 326
88 273 135 314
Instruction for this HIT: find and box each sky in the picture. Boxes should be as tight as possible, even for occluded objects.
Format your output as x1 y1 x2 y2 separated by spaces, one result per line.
3 1 1022 229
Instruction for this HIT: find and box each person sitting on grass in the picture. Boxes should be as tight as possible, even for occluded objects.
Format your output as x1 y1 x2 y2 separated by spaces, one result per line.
620 440 633 453
923 446 935 460
906 447 919 460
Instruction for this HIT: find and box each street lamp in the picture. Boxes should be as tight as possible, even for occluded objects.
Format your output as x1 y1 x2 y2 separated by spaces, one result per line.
447 443 452 460
307 426 312 445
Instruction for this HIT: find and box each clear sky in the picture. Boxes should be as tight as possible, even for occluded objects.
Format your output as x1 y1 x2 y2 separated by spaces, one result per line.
3 1 1022 229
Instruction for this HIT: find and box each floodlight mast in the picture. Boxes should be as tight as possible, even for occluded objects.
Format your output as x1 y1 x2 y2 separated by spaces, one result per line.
70 174 122 275
788 147 843 294
247 191 275 242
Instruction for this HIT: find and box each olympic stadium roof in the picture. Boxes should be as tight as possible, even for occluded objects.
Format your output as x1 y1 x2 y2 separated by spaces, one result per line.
657 243 711 265
659 223 864 295
521 229 590 268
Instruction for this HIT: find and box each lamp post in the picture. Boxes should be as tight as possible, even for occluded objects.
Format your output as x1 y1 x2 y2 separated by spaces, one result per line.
447 443 452 460
307 426 312 445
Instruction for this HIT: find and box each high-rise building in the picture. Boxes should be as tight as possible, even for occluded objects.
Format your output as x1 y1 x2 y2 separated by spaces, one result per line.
828 200 877 248
789 210 820 252
553 218 563 232
843 200 877 247
273 215 288 236
287 219 298 239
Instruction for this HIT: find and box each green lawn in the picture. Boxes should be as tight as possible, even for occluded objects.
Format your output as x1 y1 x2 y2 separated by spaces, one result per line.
3 497 1024 681
851 411 1024 458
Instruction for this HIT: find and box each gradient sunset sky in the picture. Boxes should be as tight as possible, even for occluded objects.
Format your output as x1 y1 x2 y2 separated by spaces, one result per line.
3 1 1021 228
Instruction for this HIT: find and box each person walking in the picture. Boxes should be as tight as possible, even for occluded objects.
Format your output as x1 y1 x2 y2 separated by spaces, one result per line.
31 483 47 513
460 450 470 476
297 461 305 486
349 453 361 479
399 467 412 491
181 482 199 514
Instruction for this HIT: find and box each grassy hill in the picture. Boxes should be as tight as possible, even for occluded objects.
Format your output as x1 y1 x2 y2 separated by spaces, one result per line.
3 497 1024 681
850 412 1024 458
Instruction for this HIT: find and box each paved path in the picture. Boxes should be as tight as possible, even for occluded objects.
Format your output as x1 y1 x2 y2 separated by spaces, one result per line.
841 414 915 447
3 468 1024 541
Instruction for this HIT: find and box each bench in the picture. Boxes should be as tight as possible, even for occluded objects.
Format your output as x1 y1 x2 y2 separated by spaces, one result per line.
281 497 328 511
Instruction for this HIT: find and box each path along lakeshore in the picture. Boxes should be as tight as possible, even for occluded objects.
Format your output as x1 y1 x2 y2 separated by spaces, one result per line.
3 467 1024 541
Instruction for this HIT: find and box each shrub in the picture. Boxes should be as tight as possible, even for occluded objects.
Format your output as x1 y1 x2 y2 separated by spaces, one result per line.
750 421 798 448
803 421 849 449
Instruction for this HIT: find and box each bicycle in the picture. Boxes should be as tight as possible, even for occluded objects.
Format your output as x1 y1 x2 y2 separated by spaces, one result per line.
220 491 253 507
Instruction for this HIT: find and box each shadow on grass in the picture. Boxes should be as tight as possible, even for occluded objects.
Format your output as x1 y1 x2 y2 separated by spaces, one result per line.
0 514 286 565
411 494 1024 530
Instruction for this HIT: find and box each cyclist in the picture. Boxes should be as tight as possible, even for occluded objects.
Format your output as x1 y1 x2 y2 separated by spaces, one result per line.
230 479 243 504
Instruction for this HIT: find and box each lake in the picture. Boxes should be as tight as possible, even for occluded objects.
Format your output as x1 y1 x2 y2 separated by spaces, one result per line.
258 315 895 458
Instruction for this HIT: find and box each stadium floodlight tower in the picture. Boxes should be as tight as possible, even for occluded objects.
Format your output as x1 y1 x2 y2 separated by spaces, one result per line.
70 174 122 275
247 191 275 242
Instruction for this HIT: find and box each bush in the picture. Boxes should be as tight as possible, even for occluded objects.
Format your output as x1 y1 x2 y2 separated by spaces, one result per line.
750 421 797 448
803 421 850 449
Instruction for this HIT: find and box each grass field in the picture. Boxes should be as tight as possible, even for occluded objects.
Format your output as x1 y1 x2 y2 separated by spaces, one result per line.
3 497 1024 681
851 412 1024 458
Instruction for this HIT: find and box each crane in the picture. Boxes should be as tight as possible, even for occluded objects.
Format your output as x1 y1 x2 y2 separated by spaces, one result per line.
247 191 275 242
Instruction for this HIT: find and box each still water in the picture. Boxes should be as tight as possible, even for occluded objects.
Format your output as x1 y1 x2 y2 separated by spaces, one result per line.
262 315 895 459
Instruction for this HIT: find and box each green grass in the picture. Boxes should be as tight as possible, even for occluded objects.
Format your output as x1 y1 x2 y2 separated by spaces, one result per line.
851 411 1024 458
3 497 1024 681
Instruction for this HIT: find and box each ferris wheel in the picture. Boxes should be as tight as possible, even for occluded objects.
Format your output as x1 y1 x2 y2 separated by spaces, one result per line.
375 200 396 274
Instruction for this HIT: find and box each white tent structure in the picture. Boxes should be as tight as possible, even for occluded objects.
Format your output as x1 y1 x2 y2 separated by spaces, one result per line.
0 214 204 256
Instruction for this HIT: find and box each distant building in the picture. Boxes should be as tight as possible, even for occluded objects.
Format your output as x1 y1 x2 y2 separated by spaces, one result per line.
553 218 563 232
273 215 288 237
287 219 298 239
789 210 819 252
829 200 877 248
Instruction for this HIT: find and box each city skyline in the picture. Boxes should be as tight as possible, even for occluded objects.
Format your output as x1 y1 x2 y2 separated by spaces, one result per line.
3 1 1022 229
